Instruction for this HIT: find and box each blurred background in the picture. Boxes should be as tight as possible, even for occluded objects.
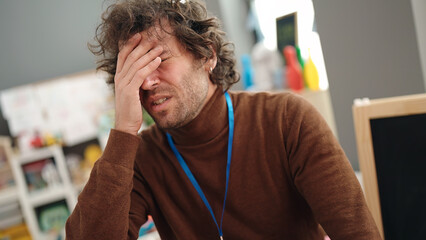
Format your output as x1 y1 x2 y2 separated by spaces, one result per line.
0 0 425 239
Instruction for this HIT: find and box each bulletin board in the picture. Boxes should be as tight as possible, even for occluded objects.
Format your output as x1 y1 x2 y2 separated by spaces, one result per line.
352 93 426 239
0 70 113 148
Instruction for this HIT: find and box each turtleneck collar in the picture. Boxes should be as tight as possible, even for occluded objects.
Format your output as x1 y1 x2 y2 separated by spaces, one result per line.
165 87 228 146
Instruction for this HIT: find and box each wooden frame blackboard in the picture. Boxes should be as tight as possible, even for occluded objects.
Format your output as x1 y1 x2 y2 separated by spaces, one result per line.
353 93 426 239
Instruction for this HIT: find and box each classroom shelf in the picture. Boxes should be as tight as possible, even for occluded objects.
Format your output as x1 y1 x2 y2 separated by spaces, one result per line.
10 145 77 240
0 186 18 205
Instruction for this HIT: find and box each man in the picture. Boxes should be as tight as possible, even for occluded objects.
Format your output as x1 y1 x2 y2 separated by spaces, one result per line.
66 0 381 239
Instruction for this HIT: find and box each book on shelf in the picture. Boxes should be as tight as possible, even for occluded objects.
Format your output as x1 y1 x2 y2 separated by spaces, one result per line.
21 157 62 193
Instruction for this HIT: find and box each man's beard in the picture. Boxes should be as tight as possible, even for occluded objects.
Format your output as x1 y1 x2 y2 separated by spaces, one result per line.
141 75 209 130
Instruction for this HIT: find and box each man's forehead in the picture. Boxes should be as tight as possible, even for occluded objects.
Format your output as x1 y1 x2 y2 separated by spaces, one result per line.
139 22 184 56
142 21 173 42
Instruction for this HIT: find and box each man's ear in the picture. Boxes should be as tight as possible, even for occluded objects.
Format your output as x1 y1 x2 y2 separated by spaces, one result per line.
205 46 217 72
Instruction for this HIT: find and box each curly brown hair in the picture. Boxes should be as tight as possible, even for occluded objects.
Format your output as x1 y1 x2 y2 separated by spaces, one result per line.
89 0 240 90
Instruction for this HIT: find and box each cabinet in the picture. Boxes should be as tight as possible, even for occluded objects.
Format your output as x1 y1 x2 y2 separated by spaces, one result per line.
9 145 77 240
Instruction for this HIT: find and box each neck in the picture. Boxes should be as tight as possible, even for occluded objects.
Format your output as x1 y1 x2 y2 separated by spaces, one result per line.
166 87 228 146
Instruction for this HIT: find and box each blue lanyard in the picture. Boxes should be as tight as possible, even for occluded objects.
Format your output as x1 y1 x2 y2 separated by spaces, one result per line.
166 91 234 240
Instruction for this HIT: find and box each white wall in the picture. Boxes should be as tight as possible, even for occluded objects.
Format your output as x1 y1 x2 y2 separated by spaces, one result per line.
0 0 104 91
411 0 426 91
254 0 314 51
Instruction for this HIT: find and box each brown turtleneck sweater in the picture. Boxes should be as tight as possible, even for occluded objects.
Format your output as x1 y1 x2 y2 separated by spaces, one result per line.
65 89 381 240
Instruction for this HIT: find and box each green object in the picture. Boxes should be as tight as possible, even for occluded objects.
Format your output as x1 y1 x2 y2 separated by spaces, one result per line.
143 108 155 126
38 202 69 232
295 46 305 69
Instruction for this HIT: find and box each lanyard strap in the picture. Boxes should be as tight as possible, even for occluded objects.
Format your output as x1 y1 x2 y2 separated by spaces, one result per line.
166 91 234 239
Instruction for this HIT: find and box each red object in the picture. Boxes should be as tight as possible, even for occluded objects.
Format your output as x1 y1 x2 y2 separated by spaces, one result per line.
30 135 44 148
284 46 304 91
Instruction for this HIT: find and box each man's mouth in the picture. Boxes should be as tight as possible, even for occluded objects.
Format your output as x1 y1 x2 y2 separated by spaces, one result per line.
153 97 169 105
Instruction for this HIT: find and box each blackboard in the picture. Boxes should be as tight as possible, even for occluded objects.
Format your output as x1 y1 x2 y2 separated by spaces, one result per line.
352 93 426 239
370 113 426 239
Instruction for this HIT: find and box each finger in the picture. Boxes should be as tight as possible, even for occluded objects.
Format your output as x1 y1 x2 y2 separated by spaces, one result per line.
119 38 158 79
123 45 163 86
116 33 141 74
129 57 162 90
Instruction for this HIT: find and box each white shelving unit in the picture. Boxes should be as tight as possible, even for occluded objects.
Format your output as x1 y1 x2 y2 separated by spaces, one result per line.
9 145 77 240
0 186 18 206
0 136 27 237
0 187 22 230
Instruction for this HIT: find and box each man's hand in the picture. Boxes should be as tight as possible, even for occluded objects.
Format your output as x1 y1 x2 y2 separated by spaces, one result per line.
114 33 163 135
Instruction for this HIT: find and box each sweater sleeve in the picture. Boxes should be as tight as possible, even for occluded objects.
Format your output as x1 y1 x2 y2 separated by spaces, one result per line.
65 129 149 240
284 94 382 240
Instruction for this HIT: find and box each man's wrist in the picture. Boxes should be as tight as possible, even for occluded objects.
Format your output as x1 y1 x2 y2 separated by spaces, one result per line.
102 129 142 169
114 125 139 136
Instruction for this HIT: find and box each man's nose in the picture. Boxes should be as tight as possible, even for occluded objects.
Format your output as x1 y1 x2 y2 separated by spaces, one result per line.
141 71 160 90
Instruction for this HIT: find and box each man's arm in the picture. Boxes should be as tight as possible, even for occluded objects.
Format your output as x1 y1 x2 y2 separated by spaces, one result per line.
284 94 382 239
65 130 147 240
66 32 164 239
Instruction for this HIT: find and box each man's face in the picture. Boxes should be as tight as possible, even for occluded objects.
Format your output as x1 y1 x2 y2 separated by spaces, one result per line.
139 27 216 129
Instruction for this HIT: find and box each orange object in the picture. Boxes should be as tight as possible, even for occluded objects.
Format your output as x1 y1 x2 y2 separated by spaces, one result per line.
0 223 32 240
